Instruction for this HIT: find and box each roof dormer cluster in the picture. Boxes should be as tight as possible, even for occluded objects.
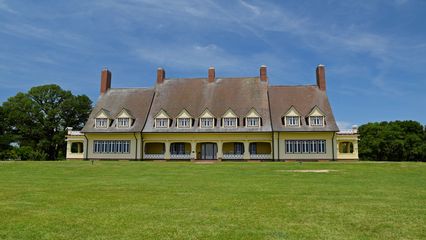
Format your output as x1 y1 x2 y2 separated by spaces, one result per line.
282 106 326 127
153 108 262 129
94 108 135 129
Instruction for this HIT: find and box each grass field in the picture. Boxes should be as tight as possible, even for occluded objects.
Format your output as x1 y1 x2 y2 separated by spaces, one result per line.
0 161 425 240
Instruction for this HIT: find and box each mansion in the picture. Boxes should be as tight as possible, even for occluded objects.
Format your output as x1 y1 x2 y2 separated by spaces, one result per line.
66 65 358 161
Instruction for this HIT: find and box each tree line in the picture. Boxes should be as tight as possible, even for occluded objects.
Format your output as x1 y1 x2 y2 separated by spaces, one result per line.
358 121 426 161
0 84 425 161
0 85 92 160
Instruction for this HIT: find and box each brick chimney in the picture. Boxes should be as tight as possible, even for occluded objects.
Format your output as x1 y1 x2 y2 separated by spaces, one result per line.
208 67 215 83
100 68 111 95
260 65 267 81
157 67 165 84
316 64 326 91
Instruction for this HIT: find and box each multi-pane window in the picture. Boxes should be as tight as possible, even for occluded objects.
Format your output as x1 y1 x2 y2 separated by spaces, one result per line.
285 140 326 154
95 118 108 128
117 118 130 128
234 143 244 154
155 118 168 128
200 118 214 128
246 117 260 127
171 143 186 154
178 118 191 128
286 116 300 126
93 140 130 154
223 118 237 128
310 116 324 126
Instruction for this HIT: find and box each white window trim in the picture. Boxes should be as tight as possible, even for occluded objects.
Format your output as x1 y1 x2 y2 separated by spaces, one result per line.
177 118 191 128
95 118 109 128
285 116 300 127
200 118 214 128
246 117 260 128
117 118 130 128
309 116 324 126
222 117 238 128
155 118 169 128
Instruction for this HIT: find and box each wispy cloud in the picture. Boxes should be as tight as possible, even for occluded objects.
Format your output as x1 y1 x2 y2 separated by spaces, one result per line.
0 0 16 14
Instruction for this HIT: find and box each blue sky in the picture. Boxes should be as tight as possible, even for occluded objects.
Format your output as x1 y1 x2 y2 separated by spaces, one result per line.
0 0 425 128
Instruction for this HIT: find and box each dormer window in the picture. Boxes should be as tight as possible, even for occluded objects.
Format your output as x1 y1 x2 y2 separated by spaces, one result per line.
178 118 191 128
200 118 214 128
307 106 326 127
283 106 301 127
246 117 260 127
199 109 215 129
155 118 168 128
245 108 261 128
154 109 171 129
222 109 238 128
310 116 324 126
117 118 130 128
286 116 300 126
223 118 237 128
95 118 108 128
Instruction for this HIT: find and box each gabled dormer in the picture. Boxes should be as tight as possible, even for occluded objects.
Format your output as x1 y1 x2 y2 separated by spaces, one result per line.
154 109 170 128
222 109 238 128
283 106 301 127
115 108 134 128
307 106 326 126
94 109 111 128
199 109 215 128
245 108 261 128
176 109 192 128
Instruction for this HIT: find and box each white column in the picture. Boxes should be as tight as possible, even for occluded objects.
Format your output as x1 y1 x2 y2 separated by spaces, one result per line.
164 142 171 160
190 142 196 160
243 141 250 160
217 141 223 161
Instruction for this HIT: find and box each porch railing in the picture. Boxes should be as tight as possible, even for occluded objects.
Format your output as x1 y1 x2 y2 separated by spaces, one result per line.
144 154 165 159
250 154 272 160
222 154 244 160
170 154 191 160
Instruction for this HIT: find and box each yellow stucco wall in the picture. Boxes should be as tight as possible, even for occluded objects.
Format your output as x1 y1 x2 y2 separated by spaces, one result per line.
86 133 142 160
278 132 336 160
336 134 359 160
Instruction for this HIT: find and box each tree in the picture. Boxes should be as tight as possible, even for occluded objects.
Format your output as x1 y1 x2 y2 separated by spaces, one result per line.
359 121 426 161
2 84 92 160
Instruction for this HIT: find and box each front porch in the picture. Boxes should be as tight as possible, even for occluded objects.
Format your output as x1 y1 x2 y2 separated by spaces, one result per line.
143 141 272 161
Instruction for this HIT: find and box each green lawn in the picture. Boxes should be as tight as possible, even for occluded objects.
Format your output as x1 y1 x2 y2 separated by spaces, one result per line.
0 161 425 240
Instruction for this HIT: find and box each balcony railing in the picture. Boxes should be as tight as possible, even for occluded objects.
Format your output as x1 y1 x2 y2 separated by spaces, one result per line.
250 154 272 160
170 154 191 160
222 154 244 160
144 154 165 159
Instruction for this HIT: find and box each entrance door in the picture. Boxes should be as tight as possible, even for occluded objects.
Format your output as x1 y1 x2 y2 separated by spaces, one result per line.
201 143 217 160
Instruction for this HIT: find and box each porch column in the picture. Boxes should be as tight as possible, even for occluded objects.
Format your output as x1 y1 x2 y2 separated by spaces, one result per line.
217 141 223 161
164 141 171 160
190 141 196 160
243 141 250 160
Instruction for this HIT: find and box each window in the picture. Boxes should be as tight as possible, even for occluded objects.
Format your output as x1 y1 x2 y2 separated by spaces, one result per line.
234 143 244 154
95 118 108 128
171 143 186 154
285 140 326 154
155 118 168 128
249 143 257 154
310 116 324 126
200 118 214 128
223 118 237 128
246 117 260 127
117 118 130 128
178 118 191 128
93 140 130 154
286 116 300 126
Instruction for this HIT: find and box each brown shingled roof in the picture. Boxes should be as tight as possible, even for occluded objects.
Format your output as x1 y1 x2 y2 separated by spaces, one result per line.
268 85 339 132
82 88 155 133
143 77 272 132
